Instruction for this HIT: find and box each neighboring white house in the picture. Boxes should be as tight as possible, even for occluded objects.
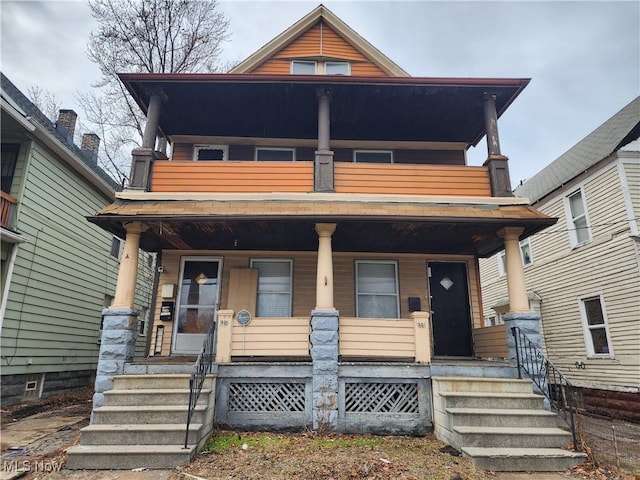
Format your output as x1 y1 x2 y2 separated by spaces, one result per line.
479 97 640 421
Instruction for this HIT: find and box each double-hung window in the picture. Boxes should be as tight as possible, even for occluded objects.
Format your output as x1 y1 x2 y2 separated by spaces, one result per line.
251 259 293 317
566 189 591 247
356 261 399 318
291 60 316 74
578 293 612 357
497 238 533 276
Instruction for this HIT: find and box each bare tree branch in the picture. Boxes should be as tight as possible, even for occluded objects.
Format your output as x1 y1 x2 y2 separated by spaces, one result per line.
79 0 231 183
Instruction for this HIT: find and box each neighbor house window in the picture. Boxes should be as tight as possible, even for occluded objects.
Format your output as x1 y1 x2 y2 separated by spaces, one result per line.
324 61 350 75
291 60 316 74
193 144 228 161
354 150 393 163
251 259 293 317
579 293 612 357
566 189 591 247
498 238 533 276
110 237 123 260
138 307 148 336
1 143 20 193
255 147 295 161
356 260 399 318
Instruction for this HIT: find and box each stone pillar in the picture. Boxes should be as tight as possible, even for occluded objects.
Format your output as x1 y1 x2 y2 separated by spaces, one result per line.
498 227 529 313
310 308 339 431
315 89 334 192
92 307 139 412
315 223 336 310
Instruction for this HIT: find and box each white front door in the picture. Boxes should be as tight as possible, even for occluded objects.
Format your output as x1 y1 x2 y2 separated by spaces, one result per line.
172 257 222 355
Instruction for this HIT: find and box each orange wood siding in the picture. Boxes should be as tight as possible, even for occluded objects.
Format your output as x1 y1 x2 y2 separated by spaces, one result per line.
151 161 314 193
249 22 387 76
339 317 415 359
334 163 492 196
473 324 508 359
171 143 193 161
231 317 310 357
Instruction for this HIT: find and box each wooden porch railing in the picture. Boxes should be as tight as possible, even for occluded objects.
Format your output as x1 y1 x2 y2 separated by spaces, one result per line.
1 191 17 229
230 316 310 357
473 324 508 359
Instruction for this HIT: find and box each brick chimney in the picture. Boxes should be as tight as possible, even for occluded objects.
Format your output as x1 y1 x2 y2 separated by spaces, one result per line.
55 109 77 142
81 133 100 163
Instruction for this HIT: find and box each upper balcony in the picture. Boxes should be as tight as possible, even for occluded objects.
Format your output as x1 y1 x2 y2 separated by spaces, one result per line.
120 74 529 197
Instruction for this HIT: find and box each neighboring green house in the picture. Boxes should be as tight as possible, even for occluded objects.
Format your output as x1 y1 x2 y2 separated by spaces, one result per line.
1 73 154 405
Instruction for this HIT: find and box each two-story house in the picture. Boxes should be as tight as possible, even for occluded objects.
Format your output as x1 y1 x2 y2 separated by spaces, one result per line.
0 73 154 405
479 97 640 421
70 6 588 472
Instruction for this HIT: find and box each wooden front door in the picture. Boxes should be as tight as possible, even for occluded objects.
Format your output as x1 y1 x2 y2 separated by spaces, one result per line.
428 262 473 357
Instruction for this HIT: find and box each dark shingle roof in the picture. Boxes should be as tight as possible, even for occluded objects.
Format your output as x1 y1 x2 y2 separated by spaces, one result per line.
516 97 640 203
1 72 121 192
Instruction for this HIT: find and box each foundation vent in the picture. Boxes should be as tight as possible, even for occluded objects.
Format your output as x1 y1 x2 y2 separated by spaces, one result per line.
229 382 306 412
345 382 419 413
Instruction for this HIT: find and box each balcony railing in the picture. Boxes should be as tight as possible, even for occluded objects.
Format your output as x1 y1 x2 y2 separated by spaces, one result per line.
150 160 492 197
1 191 17 229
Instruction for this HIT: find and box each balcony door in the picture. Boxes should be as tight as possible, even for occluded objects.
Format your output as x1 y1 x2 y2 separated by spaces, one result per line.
172 257 222 355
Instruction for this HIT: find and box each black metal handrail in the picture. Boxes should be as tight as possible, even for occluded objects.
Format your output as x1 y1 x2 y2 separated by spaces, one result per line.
511 326 580 451
184 311 218 448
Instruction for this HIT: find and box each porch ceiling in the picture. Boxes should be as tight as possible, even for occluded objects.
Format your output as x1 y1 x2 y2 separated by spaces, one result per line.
88 199 555 257
119 74 529 147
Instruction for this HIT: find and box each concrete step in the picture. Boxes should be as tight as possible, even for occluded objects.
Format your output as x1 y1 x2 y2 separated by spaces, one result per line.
433 376 533 394
66 444 196 470
453 426 572 448
112 374 210 390
445 407 558 428
124 363 196 375
79 423 203 445
461 447 587 472
103 388 212 406
92 404 207 425
440 391 544 410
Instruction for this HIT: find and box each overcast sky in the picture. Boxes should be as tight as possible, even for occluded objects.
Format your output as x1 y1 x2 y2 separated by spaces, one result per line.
1 0 638 185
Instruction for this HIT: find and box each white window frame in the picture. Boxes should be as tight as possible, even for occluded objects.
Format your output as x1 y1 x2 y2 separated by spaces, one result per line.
255 147 296 161
578 292 613 358
291 60 317 74
497 238 533 276
110 236 124 260
355 260 400 319
193 144 228 161
138 307 148 337
564 187 592 248
250 258 293 317
324 61 350 75
353 150 394 163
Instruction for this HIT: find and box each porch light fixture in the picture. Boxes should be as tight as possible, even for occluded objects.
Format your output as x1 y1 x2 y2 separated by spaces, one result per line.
195 272 209 285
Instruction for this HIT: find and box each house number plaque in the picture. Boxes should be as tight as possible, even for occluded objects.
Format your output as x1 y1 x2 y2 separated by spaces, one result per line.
236 309 251 326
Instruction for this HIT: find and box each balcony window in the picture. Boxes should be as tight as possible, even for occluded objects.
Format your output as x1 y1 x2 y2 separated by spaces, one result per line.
193 144 228 161
356 260 399 318
255 148 295 161
354 150 393 163
324 61 350 75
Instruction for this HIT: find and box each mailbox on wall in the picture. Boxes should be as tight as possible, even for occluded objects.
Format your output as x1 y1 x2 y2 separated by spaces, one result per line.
160 301 174 321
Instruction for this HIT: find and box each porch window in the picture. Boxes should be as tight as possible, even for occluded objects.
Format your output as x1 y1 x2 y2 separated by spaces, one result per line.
291 60 316 74
356 261 399 318
579 293 613 357
255 147 295 161
250 259 293 317
193 144 228 161
354 150 393 163
566 189 591 247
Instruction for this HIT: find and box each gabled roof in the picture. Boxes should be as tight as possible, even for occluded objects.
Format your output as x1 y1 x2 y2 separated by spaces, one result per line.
229 4 409 77
516 96 640 204
1 73 120 196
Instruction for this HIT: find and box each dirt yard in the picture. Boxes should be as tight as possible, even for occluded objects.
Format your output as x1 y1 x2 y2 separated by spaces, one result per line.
1 387 637 480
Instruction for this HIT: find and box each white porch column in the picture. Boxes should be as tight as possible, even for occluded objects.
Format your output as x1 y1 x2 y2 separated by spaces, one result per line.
315 223 336 310
498 226 529 313
113 222 146 308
